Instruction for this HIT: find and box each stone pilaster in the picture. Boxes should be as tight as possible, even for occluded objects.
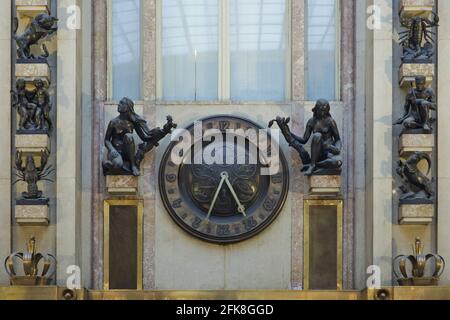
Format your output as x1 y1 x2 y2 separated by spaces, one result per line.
366 0 394 286
437 0 450 285
91 0 107 290
341 0 356 289
56 0 82 285
141 0 157 290
289 0 305 290
0 0 11 285
354 0 369 290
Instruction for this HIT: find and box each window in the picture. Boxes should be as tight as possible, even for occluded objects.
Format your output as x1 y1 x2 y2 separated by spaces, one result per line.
160 0 288 102
111 0 142 101
230 0 288 101
162 0 219 101
306 0 339 101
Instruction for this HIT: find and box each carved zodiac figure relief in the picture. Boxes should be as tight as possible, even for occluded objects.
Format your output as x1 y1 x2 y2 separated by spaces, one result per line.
11 79 53 132
14 151 54 200
30 79 53 131
396 152 434 203
14 13 58 61
399 13 439 63
394 76 436 133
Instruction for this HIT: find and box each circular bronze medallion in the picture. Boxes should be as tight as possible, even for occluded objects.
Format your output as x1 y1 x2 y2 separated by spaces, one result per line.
159 115 289 244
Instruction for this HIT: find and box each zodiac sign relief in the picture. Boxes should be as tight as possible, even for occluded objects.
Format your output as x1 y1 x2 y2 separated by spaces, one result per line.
14 151 54 201
11 78 53 133
394 76 436 133
14 13 58 62
396 152 434 203
13 13 58 62
399 13 439 63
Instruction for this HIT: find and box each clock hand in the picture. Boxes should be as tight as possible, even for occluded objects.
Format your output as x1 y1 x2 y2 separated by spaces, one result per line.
205 173 227 221
223 173 247 217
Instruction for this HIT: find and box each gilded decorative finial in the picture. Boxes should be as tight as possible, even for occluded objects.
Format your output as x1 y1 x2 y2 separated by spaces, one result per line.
394 237 445 286
4 236 56 286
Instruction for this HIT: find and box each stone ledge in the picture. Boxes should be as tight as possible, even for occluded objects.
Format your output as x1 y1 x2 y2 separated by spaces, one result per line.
399 63 434 88
400 0 434 18
15 204 49 226
106 175 139 195
309 175 341 195
399 203 434 225
15 134 50 155
15 63 50 84
16 0 50 17
399 134 434 155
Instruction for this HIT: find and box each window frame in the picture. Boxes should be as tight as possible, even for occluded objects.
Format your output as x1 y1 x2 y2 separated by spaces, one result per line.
106 0 343 103
304 0 341 102
156 0 292 103
107 0 144 101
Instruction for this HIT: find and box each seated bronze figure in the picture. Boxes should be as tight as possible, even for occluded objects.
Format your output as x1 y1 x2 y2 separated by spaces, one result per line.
270 99 342 176
394 76 436 133
103 97 177 176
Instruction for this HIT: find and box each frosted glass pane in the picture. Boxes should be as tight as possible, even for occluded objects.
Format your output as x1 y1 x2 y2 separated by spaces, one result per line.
112 0 141 101
307 0 337 101
230 0 287 101
163 0 218 101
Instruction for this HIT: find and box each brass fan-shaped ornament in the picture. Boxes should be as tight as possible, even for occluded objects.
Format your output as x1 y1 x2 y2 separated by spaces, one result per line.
4 237 56 286
393 237 445 286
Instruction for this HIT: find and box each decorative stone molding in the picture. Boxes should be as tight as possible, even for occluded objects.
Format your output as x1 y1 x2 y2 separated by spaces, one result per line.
309 175 341 195
15 201 49 226
399 63 434 88
16 0 50 17
106 175 139 195
15 63 50 85
15 133 50 154
399 133 434 155
399 203 434 225
400 0 435 18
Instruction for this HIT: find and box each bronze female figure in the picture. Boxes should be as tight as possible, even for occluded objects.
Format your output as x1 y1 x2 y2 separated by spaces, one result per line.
103 97 176 176
270 99 342 176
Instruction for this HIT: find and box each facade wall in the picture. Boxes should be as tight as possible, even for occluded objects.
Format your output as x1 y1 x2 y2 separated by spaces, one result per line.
0 0 12 286
92 0 356 290
1 0 449 291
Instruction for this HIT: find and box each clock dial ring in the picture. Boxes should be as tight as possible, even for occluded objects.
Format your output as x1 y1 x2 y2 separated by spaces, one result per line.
159 115 289 244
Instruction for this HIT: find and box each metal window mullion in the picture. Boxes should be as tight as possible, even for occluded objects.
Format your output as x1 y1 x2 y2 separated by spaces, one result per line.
219 0 230 101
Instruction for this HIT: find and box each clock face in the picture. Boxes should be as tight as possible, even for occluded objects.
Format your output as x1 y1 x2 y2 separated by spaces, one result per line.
159 115 289 244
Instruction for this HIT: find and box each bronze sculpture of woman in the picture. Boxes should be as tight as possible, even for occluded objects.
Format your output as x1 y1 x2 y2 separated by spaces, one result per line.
270 99 342 176
103 97 176 176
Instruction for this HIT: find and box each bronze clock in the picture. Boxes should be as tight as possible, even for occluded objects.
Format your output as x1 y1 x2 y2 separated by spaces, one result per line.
159 115 289 244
